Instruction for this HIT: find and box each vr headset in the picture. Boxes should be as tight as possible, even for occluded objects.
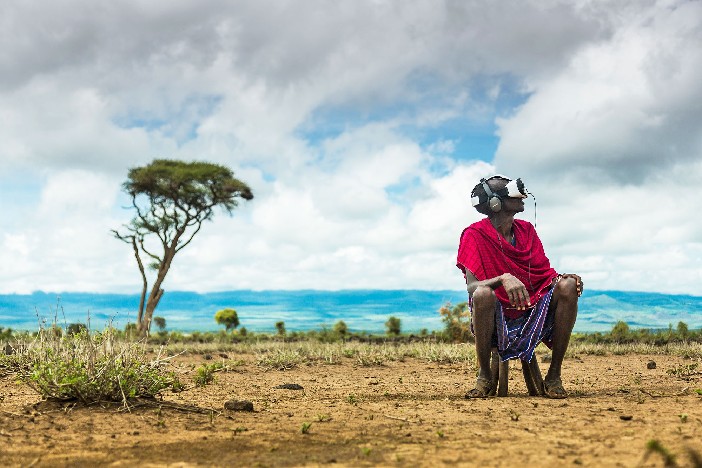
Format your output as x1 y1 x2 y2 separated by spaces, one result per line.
471 175 528 212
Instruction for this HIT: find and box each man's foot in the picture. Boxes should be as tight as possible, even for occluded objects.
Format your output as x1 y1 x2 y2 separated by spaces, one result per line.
543 377 568 399
465 376 494 398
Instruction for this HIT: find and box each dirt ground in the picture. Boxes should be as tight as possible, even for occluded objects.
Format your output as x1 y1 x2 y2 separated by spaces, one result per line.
1 350 701 467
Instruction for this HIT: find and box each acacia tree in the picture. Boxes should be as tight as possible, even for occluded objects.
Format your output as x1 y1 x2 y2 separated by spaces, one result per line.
385 316 401 336
113 159 253 336
214 308 240 332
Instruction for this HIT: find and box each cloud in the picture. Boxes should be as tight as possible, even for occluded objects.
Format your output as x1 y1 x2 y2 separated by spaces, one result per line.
0 170 131 294
494 0 702 184
0 0 700 296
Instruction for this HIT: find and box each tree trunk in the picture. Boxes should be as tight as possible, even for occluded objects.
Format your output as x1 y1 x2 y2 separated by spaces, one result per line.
131 237 147 325
138 246 176 337
139 288 164 336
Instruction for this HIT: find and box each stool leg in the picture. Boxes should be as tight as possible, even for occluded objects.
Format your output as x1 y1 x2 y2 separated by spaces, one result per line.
529 357 544 396
521 359 538 396
489 351 499 396
498 359 509 397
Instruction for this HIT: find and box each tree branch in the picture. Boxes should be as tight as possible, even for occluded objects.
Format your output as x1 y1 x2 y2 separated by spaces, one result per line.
138 237 162 263
131 236 148 324
175 220 204 253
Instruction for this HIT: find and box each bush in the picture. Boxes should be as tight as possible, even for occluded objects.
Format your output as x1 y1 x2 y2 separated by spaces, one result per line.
385 316 401 336
677 321 689 341
124 323 138 340
66 323 88 336
571 320 702 346
215 308 240 332
334 320 348 339
439 302 472 343
275 321 286 336
194 362 224 387
0 327 14 341
18 326 180 404
153 316 167 331
610 321 631 343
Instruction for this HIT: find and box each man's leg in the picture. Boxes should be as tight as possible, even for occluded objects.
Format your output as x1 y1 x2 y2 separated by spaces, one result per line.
470 285 496 392
544 277 579 392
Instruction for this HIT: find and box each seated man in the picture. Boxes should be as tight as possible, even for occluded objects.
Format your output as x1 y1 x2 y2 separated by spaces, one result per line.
456 175 582 398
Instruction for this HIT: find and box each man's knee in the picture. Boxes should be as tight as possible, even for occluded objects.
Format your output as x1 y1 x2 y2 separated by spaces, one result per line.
555 277 578 300
472 285 496 312
554 277 579 319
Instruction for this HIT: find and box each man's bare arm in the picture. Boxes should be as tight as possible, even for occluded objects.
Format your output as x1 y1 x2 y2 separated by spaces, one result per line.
464 270 531 310
464 270 502 295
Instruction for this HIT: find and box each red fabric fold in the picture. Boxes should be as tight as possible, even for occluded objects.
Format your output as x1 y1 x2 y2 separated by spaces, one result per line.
456 218 558 319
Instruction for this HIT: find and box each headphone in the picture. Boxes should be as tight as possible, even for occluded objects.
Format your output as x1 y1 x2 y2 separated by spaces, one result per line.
484 178 503 212
471 175 528 213
475 178 500 212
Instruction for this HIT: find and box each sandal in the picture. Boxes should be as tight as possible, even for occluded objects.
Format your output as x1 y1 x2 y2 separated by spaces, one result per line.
465 376 494 399
543 378 568 399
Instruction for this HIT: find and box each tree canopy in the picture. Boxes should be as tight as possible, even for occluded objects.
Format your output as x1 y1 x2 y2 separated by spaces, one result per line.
113 159 253 336
214 308 240 332
385 316 401 336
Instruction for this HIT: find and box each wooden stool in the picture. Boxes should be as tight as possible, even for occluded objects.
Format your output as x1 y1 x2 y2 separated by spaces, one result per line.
488 350 544 397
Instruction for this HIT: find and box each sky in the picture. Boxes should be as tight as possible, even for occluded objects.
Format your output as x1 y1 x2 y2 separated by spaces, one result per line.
1 0 701 296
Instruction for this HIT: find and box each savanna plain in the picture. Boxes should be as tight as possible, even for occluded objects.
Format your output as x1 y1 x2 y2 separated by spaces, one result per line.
1 336 701 467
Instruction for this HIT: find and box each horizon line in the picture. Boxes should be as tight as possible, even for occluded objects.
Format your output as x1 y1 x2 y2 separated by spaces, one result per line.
2 288 701 299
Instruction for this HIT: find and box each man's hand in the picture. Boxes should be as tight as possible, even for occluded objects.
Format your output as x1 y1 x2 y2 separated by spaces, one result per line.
559 273 584 297
500 273 530 310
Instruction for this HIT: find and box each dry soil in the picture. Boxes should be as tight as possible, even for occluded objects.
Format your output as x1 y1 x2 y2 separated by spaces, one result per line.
1 351 701 467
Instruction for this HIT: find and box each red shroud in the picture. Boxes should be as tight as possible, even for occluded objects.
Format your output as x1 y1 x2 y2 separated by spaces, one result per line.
456 218 558 319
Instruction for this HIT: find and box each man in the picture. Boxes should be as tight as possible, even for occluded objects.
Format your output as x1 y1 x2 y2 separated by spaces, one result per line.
456 175 582 398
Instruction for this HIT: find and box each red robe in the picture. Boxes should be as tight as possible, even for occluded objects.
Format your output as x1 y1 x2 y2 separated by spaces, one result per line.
457 218 558 319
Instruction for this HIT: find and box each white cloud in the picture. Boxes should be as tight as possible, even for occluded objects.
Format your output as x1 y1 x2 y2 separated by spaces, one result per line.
489 0 702 294
0 0 700 296
495 0 702 182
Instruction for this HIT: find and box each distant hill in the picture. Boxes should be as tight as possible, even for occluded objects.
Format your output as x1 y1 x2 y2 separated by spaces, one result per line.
1 289 700 333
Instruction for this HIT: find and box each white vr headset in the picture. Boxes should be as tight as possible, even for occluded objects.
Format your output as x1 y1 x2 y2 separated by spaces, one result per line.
471 174 528 208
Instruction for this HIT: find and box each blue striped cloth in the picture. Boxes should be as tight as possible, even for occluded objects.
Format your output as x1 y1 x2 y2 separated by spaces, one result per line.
470 286 555 363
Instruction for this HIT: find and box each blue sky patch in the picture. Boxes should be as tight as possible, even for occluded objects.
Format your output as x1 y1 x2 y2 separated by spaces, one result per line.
113 94 224 145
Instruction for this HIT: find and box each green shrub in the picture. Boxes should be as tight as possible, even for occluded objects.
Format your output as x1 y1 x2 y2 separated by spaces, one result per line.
677 321 689 341
334 320 348 339
610 321 631 343
214 308 240 332
153 316 167 332
439 302 472 343
571 320 702 346
66 323 88 336
19 326 180 404
385 316 401 336
124 323 138 340
194 362 224 387
0 327 14 341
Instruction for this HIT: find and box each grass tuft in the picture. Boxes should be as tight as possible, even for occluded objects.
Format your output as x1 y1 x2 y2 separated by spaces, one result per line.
13 326 179 405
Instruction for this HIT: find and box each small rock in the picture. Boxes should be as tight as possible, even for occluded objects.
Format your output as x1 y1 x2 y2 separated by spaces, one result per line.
3 344 14 355
646 360 656 369
541 354 552 363
224 400 254 412
219 353 229 359
274 383 304 390
619 415 633 421
204 354 213 360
